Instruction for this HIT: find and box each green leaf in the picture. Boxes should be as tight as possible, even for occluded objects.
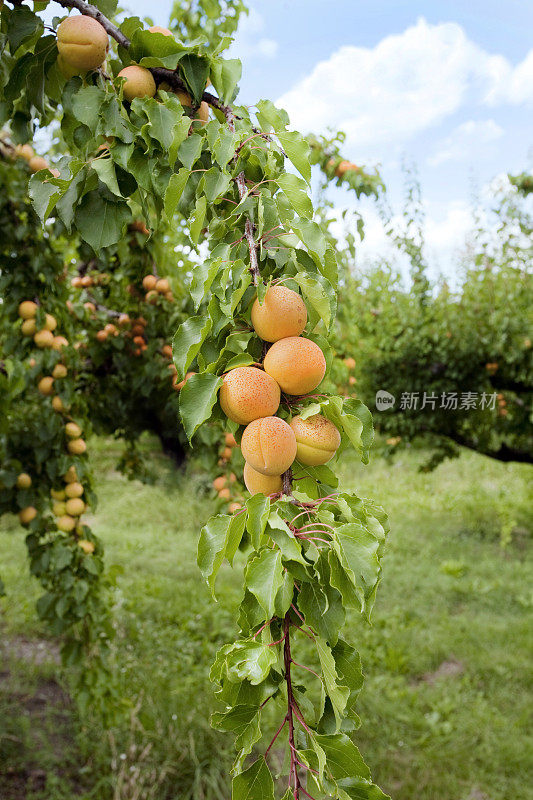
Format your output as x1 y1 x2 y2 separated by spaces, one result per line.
179 372 223 441
197 513 233 596
277 130 311 184
72 86 107 128
245 549 284 619
299 581 344 645
164 168 190 219
91 158 123 197
180 53 210 102
211 58 242 104
202 167 232 203
190 254 224 310
74 191 132 251
315 638 350 723
172 315 212 380
211 705 262 772
232 757 275 800
135 96 182 150
293 272 336 331
256 100 289 132
313 733 370 781
7 5 43 53
323 397 374 464
245 495 270 550
178 134 203 170
190 194 207 244
276 173 313 219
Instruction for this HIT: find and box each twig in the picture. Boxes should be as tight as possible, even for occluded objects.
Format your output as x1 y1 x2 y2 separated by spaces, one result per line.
58 0 130 48
236 172 260 287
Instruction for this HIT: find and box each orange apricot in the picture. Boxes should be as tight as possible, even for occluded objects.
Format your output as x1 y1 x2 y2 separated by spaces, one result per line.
18 301 38 319
143 274 157 291
148 25 173 36
213 476 227 491
219 367 280 425
263 337 326 395
19 506 37 525
290 414 341 466
240 416 297 476
251 286 307 342
57 16 108 71
118 65 156 101
243 463 282 496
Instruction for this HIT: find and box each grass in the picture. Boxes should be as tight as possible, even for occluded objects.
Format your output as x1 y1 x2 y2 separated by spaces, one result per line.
0 436 531 800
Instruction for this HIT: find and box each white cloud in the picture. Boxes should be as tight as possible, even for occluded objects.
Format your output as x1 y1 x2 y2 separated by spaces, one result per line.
427 119 504 167
277 18 532 151
227 9 278 61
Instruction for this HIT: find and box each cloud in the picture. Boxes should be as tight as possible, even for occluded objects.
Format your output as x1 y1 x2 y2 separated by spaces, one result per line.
427 119 504 167
227 9 278 61
277 18 532 151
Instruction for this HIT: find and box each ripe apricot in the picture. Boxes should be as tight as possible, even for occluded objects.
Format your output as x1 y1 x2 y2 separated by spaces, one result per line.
228 502 243 513
34 329 54 348
263 337 326 395
44 313 57 331
19 506 37 525
96 330 108 342
67 438 87 455
243 463 282 496
149 25 172 36
241 416 297 476
145 290 158 304
344 357 356 370
52 363 68 379
196 101 209 125
57 514 76 533
65 422 82 438
251 286 307 342
38 376 54 396
65 481 83 498
16 473 32 489
219 366 280 425
118 65 156 101
78 539 95 554
225 432 238 448
15 144 34 161
57 16 108 71
213 476 227 491
218 488 231 501
221 447 233 460
52 395 65 412
52 336 69 351
64 466 78 483
162 344 173 358
21 319 37 336
28 156 49 173
65 497 85 516
118 313 131 327
335 160 353 177
142 274 157 291
19 301 38 319
290 414 341 466
155 278 170 294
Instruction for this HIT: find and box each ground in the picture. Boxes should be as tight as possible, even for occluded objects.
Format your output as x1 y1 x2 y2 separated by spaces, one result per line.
0 437 531 800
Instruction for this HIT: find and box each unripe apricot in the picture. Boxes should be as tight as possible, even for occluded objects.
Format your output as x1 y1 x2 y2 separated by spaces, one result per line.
21 318 37 336
38 376 54 396
155 278 170 294
19 506 37 525
17 473 32 489
34 329 55 348
149 25 172 36
15 144 34 161
118 66 156 101
228 502 243 513
28 156 49 173
51 488 66 500
290 414 341 466
264 337 326 395
251 286 307 342
52 336 69 351
243 463 282 496
344 357 356 370
52 395 65 412
219 366 280 425
19 300 38 319
142 274 157 291
57 16 108 71
78 539 95 554
66 497 85 516
196 101 209 125
65 422 82 438
44 313 57 331
64 466 78 483
53 501 67 517
57 514 76 533
213 476 227 491
225 432 238 448
52 363 68 379
65 481 84 498
67 438 87 455
241 416 297 476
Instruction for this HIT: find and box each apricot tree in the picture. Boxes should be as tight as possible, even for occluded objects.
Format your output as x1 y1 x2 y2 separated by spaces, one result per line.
1 2 390 796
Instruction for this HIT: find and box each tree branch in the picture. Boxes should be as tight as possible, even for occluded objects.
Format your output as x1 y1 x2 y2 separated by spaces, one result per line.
236 171 260 287
445 431 533 464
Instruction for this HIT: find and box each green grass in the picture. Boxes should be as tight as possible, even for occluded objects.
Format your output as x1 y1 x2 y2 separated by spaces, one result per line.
0 437 531 800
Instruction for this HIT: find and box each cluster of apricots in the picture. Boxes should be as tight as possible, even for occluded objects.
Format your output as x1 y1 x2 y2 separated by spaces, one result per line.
71 273 109 289
142 274 175 304
217 285 342 497
212 433 243 512
327 158 359 179
56 16 209 123
14 142 59 176
497 393 508 417
18 301 68 353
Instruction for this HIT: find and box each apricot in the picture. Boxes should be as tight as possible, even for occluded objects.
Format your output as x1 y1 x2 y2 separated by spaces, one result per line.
155 278 170 294
15 144 34 161
34 329 54 348
149 25 172 36
19 506 37 525
145 290 158 304
251 286 307 342
143 274 157 291
66 497 85 516
290 414 341 466
18 300 38 319
162 344 173 359
65 422 82 438
218 488 231 501
228 502 243 513
44 313 57 331
52 336 69 351
67 438 87 455
241 416 296 476
52 395 65 412
221 446 233 460
71 276 83 288
344 357 356 370
229 472 237 483
21 318 37 336
53 501 67 517
57 514 76 533
65 481 84 498
80 275 93 287
335 160 352 177
225 432 238 448
263 337 326 395
16 473 32 489
219 366 280 425
52 363 68 379
38 376 54 396
51 488 66 500
28 156 49 173
196 101 209 125
64 466 78 483
118 313 130 327
78 539 95 554
118 66 156 101
213 476 227 491
175 90 192 107
57 16 108 71
243 463 282 496
348 376 357 386
96 330 108 342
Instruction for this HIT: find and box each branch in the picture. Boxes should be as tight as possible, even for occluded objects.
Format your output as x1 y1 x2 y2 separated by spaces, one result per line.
236 172 260 287
282 466 293 496
58 0 130 48
445 431 533 465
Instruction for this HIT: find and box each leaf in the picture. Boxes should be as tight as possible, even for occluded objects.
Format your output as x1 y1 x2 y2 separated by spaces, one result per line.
333 524 381 614
7 5 43 53
164 168 190 219
190 194 207 244
202 167 232 203
277 130 311 184
313 733 370 781
276 173 313 219
232 757 275 800
180 53 210 102
179 372 223 441
323 397 374 464
211 705 261 771
293 272 336 331
245 549 284 618
72 86 107 128
91 158 122 197
315 638 350 723
136 96 182 149
245 495 270 550
299 581 345 645
225 642 278 685
178 134 204 170
190 255 224 310
172 315 212 380
256 100 289 132
74 191 132 251
210 58 242 104
198 513 243 596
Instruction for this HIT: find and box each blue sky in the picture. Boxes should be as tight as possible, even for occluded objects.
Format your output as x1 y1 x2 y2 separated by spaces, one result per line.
46 0 533 277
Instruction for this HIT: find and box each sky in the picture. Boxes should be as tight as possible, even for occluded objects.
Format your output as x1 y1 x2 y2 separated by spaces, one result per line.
45 0 533 280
